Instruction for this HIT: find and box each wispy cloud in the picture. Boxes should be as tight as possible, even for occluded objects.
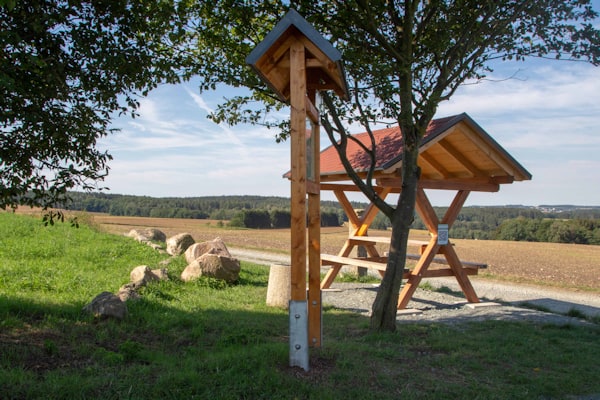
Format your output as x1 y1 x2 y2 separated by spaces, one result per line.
100 59 600 205
184 87 249 154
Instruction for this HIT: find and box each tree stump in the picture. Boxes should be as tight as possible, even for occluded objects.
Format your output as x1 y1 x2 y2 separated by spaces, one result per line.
266 264 291 309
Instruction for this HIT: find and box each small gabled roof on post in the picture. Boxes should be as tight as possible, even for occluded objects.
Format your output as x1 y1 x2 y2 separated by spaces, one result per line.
246 9 348 102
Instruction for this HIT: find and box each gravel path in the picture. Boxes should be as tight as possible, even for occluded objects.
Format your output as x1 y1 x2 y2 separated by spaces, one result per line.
230 247 600 325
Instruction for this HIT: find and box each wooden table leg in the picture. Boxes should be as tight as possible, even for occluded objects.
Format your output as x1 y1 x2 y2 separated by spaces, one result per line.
439 244 480 303
397 239 439 309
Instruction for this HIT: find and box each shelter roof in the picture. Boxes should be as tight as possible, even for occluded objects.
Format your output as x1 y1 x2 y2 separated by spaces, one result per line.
319 113 532 192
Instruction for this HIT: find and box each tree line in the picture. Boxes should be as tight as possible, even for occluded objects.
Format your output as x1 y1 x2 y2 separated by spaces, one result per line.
63 192 352 228
413 206 600 245
62 192 600 244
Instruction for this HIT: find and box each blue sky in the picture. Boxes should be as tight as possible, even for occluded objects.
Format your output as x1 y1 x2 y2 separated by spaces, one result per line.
100 38 600 207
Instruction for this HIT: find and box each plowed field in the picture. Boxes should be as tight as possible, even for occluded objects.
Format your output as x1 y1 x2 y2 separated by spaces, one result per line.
88 214 600 292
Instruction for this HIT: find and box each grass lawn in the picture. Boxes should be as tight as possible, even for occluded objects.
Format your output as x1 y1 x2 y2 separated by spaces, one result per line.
1 212 599 399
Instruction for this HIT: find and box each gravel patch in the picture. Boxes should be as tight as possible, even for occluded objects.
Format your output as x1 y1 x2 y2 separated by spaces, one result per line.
230 247 599 326
322 283 594 326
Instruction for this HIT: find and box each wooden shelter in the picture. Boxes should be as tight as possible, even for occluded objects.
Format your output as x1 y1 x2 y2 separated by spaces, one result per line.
316 113 532 308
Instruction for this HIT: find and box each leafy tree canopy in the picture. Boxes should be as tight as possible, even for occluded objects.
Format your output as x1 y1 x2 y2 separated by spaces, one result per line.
185 0 599 331
1 0 192 209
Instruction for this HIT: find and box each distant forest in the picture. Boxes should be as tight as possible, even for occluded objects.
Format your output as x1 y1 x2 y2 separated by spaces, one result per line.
63 192 600 245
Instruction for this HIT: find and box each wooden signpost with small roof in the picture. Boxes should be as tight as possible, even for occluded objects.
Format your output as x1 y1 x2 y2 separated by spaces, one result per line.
247 9 348 371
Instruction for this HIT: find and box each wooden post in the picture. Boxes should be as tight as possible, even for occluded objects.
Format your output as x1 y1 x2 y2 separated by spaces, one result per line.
307 91 322 348
246 8 348 371
289 42 307 302
288 40 309 371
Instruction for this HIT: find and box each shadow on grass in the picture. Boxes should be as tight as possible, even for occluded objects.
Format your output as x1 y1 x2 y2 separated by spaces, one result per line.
2 287 600 400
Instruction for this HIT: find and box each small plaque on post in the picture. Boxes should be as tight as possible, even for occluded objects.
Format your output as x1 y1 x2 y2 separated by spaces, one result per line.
438 224 449 245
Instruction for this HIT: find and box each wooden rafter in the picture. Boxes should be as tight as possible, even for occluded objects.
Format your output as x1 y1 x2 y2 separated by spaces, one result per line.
420 151 449 178
437 139 482 178
459 124 524 180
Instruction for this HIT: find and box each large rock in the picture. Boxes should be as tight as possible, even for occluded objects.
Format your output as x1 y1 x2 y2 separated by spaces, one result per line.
181 253 240 283
127 228 166 243
129 265 168 284
119 266 169 301
166 233 195 256
83 292 128 319
184 237 232 264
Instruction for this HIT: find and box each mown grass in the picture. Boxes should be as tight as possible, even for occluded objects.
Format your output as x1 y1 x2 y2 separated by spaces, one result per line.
1 212 600 399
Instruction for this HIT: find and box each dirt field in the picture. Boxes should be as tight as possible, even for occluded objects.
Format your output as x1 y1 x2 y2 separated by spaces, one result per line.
85 213 600 292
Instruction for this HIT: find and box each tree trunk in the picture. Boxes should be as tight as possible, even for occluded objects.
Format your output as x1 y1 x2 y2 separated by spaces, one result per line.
370 141 420 332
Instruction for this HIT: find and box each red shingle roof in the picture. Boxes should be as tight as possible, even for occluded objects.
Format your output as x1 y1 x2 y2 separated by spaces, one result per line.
283 112 531 190
320 114 462 175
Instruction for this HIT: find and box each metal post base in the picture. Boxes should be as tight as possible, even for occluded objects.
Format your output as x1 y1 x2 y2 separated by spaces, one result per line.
289 300 309 371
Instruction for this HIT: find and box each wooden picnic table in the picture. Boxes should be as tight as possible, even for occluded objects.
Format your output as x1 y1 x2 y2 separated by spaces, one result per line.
319 186 487 309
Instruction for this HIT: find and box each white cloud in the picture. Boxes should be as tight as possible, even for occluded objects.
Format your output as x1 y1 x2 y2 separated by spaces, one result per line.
438 63 599 118
99 59 600 205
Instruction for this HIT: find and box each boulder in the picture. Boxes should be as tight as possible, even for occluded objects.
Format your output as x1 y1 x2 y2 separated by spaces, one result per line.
184 237 232 263
129 265 168 284
83 292 128 319
129 265 156 283
151 268 169 281
127 228 166 243
181 253 241 283
166 233 195 256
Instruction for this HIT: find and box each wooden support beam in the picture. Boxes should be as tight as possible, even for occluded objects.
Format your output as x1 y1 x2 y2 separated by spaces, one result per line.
333 189 360 229
355 187 391 237
305 95 319 124
442 190 470 228
307 91 322 347
298 35 347 97
414 188 440 234
375 176 500 192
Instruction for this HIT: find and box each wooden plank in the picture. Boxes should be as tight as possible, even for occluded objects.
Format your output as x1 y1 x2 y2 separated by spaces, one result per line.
349 235 428 246
333 189 360 229
321 183 397 192
308 190 321 347
406 254 487 269
354 187 391 237
306 180 320 195
320 264 342 289
321 254 388 271
420 268 479 278
415 188 440 233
